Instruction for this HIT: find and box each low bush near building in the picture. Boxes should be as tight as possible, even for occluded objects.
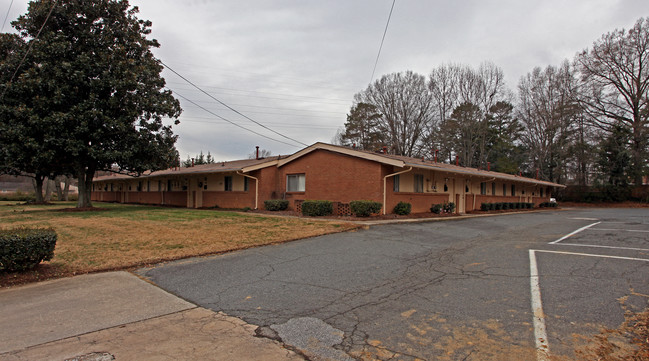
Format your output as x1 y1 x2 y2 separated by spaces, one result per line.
349 200 382 217
394 201 411 215
264 199 289 211
539 201 558 208
0 227 57 272
431 203 443 214
302 200 333 216
480 202 535 211
443 202 456 213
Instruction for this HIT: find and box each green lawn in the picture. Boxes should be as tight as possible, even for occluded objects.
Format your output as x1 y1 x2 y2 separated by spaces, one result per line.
0 201 358 287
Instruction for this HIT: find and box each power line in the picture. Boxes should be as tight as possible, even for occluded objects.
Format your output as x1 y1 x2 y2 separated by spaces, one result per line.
370 0 396 84
0 0 57 101
160 60 309 147
180 118 340 130
166 81 350 103
1 0 14 32
170 88 302 148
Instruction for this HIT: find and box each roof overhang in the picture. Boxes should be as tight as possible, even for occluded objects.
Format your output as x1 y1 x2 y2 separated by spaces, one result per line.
277 142 404 168
241 159 279 173
404 162 566 188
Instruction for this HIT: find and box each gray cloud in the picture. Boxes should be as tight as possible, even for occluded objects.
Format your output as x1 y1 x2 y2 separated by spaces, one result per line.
2 0 648 160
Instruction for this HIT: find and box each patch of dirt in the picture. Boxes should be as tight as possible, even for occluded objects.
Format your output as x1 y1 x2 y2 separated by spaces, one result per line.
574 305 649 361
0 264 73 288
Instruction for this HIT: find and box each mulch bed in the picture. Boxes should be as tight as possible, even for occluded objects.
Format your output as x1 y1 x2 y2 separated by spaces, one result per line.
251 208 543 221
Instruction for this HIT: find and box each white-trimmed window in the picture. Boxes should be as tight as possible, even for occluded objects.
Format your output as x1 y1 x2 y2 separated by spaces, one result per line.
287 174 305 192
393 174 400 192
414 174 424 193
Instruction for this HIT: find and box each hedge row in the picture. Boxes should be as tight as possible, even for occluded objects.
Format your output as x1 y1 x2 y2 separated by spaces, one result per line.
264 199 289 211
350 200 382 217
538 202 558 208
302 200 333 216
481 202 534 211
0 227 57 272
431 202 456 214
394 201 412 215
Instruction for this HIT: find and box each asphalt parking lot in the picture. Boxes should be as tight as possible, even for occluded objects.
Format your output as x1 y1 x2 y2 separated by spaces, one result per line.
140 208 649 361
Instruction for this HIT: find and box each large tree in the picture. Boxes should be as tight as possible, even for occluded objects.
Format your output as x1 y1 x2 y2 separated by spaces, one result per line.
1 0 182 207
577 17 649 185
517 62 578 183
339 102 384 151
354 71 434 157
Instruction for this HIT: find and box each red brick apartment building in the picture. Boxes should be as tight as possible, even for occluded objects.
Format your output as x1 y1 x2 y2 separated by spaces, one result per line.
91 143 564 215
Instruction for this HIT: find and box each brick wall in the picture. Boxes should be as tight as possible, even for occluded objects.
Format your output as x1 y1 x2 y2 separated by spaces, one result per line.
162 191 187 207
202 191 255 209
386 192 450 213
278 149 384 210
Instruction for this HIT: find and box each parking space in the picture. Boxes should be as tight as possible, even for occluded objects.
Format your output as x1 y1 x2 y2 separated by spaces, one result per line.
531 212 649 360
142 208 649 361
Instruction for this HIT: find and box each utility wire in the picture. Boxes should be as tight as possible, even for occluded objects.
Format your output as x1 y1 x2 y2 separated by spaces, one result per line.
370 0 396 84
169 88 302 148
1 0 14 32
1 0 57 101
159 60 309 147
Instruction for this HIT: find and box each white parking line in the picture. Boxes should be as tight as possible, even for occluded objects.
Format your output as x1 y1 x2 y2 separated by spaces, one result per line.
529 250 550 361
529 248 649 361
590 228 649 233
570 217 599 221
557 243 649 252
534 249 649 262
549 222 601 244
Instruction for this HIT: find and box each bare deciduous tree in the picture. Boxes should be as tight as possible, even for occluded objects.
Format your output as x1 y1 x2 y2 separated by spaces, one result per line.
576 17 649 185
355 71 434 157
518 62 578 183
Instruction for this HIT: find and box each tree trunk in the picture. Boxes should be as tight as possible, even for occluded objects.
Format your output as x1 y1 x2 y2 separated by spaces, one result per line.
32 175 45 203
632 132 644 186
63 176 70 201
44 177 53 202
55 175 64 200
76 166 95 208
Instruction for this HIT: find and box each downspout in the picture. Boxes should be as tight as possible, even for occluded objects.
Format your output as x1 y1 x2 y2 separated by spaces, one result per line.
383 166 413 215
237 171 259 210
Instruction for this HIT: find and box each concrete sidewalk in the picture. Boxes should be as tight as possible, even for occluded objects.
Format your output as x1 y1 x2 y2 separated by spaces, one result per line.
0 271 301 361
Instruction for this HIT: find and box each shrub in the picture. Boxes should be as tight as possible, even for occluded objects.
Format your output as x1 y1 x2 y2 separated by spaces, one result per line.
350 200 382 217
431 204 442 214
394 201 411 215
502 202 509 210
302 200 333 216
0 227 57 272
480 203 489 211
527 203 533 209
0 191 36 202
443 202 456 213
264 199 289 211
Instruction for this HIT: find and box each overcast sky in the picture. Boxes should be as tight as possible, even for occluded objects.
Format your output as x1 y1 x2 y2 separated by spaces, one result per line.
2 0 649 161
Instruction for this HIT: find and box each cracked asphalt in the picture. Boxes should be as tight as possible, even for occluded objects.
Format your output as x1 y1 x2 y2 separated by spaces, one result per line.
140 208 649 360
